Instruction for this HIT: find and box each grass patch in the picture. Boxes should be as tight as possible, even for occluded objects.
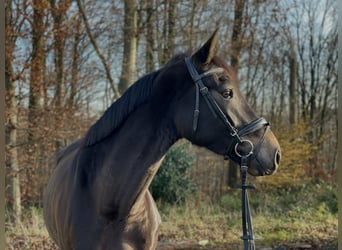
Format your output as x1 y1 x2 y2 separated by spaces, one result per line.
158 182 338 248
5 207 57 250
5 182 337 249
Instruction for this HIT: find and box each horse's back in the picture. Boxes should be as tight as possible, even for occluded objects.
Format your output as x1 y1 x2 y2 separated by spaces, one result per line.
43 139 84 249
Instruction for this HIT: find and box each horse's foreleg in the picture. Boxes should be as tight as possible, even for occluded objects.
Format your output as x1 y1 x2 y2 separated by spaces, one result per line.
123 191 161 250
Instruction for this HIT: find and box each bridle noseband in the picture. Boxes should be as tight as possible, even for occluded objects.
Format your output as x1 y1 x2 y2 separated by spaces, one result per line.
185 57 272 250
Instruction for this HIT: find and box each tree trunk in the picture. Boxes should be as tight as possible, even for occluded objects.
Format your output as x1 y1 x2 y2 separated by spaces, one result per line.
145 0 155 73
51 0 70 150
51 0 67 108
230 0 245 69
289 39 297 124
5 0 21 222
228 0 246 187
69 16 81 108
27 0 46 201
118 0 137 93
28 0 45 143
188 1 198 50
166 0 175 60
157 0 176 66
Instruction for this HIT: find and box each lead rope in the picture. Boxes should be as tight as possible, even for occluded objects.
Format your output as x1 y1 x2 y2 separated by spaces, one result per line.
237 155 256 250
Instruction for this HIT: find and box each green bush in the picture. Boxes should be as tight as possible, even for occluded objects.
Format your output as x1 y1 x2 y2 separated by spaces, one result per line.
316 182 338 214
150 142 197 204
220 192 240 211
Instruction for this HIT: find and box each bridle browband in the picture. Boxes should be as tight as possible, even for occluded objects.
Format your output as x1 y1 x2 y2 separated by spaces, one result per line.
185 56 271 250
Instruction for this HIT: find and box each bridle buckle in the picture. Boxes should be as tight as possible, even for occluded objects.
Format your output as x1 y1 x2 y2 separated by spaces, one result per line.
199 86 209 95
230 131 238 137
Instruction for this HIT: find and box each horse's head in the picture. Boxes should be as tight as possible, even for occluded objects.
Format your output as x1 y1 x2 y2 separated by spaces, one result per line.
157 29 280 176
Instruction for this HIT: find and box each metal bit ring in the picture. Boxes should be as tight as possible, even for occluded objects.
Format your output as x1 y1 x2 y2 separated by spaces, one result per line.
235 139 254 158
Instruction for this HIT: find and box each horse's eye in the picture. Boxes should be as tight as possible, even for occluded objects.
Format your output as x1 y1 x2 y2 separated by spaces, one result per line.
219 76 229 82
222 89 233 100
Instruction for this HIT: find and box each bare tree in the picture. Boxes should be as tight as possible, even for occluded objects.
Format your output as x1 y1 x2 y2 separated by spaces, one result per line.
26 0 48 202
288 39 297 124
5 0 21 223
76 0 120 98
156 0 176 66
227 0 246 187
118 0 138 93
50 0 71 150
69 15 82 108
144 0 155 73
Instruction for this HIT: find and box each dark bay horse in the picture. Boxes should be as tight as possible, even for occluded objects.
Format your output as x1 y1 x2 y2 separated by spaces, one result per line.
43 29 281 250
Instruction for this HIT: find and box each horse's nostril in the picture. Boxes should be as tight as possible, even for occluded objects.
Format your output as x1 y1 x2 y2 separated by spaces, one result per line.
274 149 281 166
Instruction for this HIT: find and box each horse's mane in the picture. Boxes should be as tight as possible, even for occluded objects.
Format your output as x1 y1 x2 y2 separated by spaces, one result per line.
85 71 160 146
84 53 190 147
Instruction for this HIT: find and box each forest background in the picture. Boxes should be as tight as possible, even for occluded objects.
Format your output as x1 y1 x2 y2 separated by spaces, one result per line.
5 0 338 249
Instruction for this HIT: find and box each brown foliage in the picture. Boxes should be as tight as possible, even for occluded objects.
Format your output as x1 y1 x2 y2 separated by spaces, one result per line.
6 106 94 206
256 121 316 187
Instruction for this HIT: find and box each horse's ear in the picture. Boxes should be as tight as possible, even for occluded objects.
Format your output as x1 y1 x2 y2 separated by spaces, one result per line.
192 28 219 67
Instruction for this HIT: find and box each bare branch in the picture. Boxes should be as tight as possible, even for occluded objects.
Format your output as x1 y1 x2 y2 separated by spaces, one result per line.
76 0 120 98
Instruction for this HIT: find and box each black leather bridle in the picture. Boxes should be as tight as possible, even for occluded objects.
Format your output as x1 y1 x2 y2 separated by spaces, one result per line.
185 57 270 162
185 56 271 249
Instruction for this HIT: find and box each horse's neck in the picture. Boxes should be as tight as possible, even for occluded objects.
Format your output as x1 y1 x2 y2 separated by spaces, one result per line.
110 106 178 163
92 104 178 218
